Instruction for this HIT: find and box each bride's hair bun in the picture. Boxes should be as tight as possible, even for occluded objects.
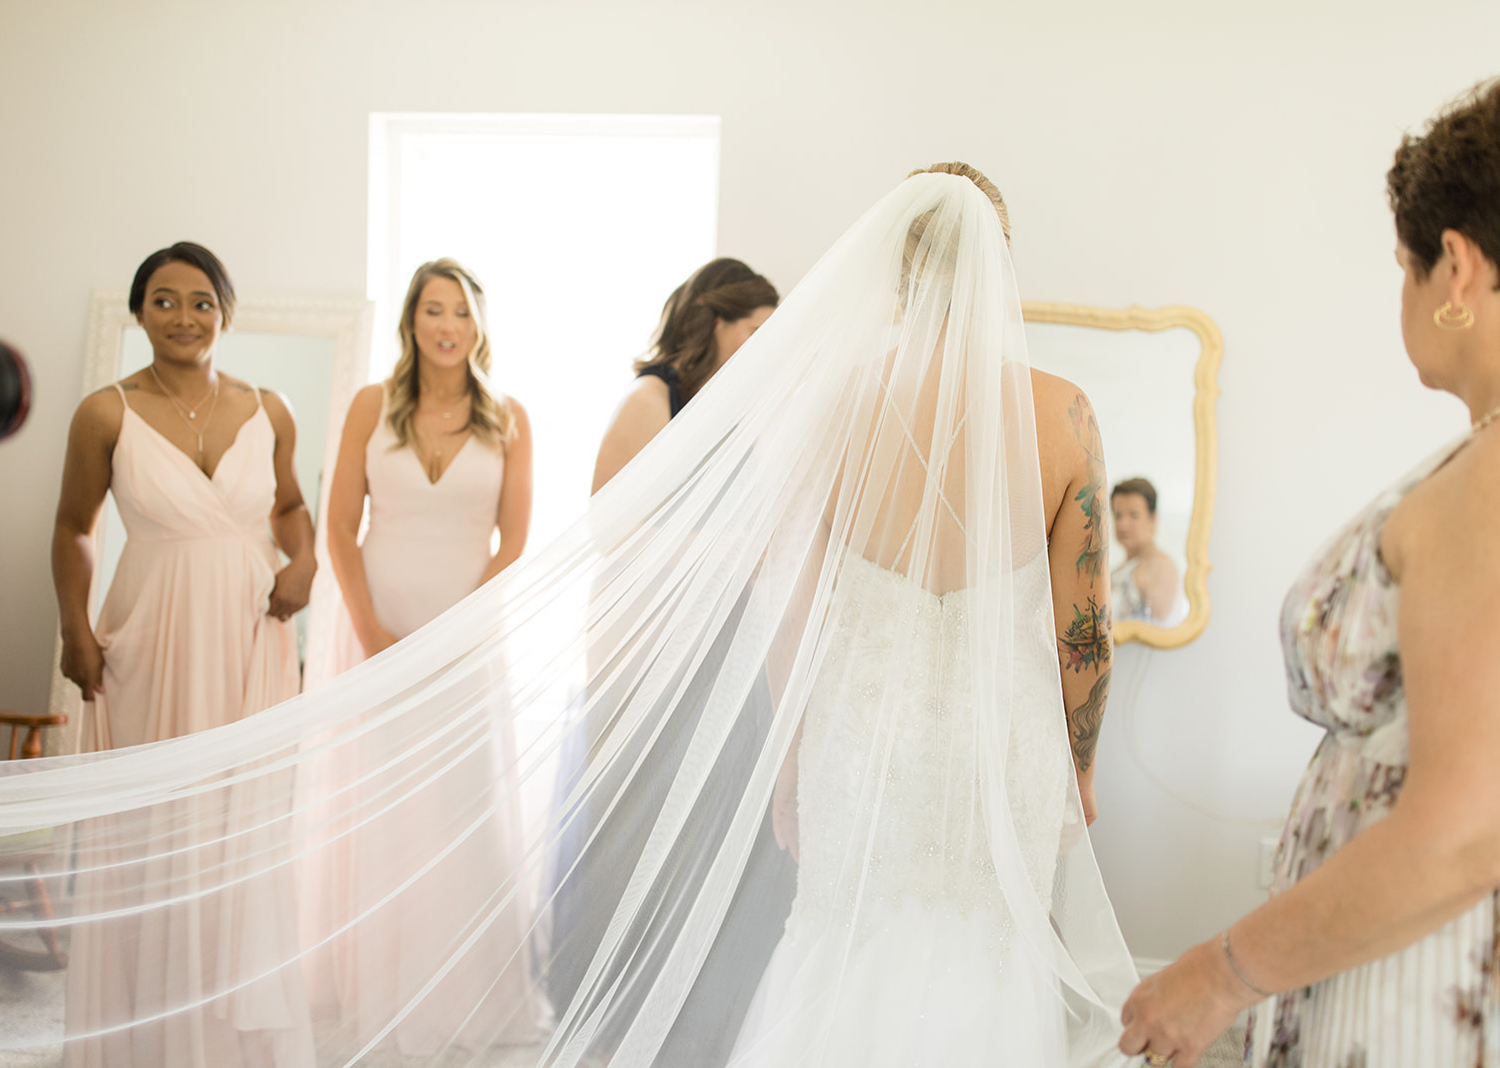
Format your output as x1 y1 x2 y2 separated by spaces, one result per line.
909 161 1010 242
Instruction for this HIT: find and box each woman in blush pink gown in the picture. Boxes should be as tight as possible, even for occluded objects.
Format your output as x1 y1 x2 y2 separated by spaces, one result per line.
303 257 549 1054
51 243 318 1067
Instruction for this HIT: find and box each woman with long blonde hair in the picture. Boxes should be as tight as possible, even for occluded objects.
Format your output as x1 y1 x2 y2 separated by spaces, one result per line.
326 257 528 659
306 258 549 1053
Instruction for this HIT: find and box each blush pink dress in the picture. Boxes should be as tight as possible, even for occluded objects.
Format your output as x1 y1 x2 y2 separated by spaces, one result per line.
301 391 550 1054
66 384 315 1067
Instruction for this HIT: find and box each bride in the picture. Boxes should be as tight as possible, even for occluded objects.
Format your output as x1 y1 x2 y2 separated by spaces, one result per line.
725 161 1133 1065
2 163 1136 1067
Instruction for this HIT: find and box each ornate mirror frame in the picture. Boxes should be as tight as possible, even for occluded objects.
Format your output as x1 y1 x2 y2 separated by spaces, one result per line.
46 292 374 754
1021 302 1222 650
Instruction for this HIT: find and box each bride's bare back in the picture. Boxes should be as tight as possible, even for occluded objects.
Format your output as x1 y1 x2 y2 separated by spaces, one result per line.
846 348 1111 816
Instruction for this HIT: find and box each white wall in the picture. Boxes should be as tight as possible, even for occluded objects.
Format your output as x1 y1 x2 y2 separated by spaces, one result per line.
1 0 1495 961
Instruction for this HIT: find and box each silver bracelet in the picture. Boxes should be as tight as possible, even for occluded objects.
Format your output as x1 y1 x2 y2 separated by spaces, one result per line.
1222 929 1272 999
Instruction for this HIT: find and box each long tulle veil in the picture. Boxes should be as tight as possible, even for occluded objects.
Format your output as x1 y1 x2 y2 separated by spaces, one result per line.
0 172 1137 1065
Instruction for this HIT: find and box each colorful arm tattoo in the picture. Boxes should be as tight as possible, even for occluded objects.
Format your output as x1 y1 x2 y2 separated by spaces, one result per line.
1059 595 1112 674
1068 394 1107 581
1069 669 1110 773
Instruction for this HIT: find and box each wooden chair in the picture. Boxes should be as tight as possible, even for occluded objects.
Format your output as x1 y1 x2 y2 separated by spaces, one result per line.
0 709 69 971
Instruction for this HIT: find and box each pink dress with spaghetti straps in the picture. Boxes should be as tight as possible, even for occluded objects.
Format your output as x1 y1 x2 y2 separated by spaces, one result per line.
65 384 314 1067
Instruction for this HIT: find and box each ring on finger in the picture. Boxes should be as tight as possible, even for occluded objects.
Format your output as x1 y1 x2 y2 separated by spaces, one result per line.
1145 1053 1171 1067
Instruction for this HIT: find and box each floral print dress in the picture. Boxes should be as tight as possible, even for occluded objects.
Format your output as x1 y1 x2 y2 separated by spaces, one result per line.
1246 438 1500 1068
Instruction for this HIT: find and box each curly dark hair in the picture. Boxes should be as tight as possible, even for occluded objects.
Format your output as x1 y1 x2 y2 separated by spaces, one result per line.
1387 78 1500 284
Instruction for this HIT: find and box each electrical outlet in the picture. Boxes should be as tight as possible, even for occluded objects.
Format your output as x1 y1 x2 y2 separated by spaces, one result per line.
1258 837 1278 889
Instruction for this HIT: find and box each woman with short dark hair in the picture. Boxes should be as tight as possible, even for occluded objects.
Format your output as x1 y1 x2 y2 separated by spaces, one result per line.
1119 78 1500 1068
1109 477 1186 626
52 242 316 1066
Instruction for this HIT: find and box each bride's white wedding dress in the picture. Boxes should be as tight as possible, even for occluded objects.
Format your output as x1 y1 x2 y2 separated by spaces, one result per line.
732 549 1076 1065
2 170 1138 1067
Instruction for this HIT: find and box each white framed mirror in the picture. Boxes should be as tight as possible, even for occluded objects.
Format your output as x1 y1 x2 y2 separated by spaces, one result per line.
46 292 373 753
1022 303 1222 650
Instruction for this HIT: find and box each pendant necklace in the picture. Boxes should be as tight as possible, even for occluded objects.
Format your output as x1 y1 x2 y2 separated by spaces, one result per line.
420 390 467 480
150 364 221 464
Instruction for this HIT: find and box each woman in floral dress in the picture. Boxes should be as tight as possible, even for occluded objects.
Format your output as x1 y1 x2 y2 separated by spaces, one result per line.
1117 78 1500 1068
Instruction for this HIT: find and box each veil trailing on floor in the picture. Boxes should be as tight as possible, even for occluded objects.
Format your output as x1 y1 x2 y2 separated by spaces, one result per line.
0 171 1137 1066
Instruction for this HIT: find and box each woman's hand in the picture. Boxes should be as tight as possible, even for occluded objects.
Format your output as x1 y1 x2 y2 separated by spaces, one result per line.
358 625 399 659
268 558 316 621
60 626 106 701
1119 938 1252 1068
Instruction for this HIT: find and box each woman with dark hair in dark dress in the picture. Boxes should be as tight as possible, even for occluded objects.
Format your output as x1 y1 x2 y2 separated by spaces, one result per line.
592 257 778 491
547 257 783 1065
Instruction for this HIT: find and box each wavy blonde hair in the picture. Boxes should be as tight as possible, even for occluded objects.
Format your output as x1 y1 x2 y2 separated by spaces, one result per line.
387 258 514 451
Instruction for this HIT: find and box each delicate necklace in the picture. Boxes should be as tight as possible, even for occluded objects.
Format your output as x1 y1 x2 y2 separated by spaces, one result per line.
426 390 469 420
150 365 220 463
1472 404 1500 436
149 364 216 419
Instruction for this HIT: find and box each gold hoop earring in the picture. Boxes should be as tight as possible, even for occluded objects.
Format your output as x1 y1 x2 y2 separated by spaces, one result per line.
1434 301 1475 330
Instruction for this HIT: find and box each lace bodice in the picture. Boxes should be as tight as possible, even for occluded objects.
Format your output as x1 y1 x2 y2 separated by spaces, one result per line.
791 550 1071 949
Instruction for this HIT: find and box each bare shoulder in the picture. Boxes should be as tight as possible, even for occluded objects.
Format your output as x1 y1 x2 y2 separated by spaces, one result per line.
259 387 295 425
1384 432 1500 584
504 394 531 434
216 371 259 399
339 383 385 437
611 377 672 434
75 385 127 443
1029 368 1100 502
593 377 672 493
625 374 671 412
1029 368 1094 453
1135 549 1180 585
348 382 384 417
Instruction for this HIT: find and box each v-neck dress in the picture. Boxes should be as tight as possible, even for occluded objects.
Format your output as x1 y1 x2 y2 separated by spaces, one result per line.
301 390 550 1054
358 401 503 638
66 384 314 1067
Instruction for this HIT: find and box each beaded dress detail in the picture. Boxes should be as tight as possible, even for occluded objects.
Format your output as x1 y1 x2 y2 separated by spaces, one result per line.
731 549 1075 1066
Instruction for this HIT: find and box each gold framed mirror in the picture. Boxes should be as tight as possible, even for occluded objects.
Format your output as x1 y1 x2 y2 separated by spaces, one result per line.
1022 303 1221 650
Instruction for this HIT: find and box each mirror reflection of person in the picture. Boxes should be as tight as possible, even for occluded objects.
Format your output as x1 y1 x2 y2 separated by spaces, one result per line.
311 258 548 1052
1110 477 1187 627
51 242 317 1065
1120 79 1500 1067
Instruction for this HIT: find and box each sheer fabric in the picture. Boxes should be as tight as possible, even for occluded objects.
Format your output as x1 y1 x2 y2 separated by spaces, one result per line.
1 172 1136 1065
